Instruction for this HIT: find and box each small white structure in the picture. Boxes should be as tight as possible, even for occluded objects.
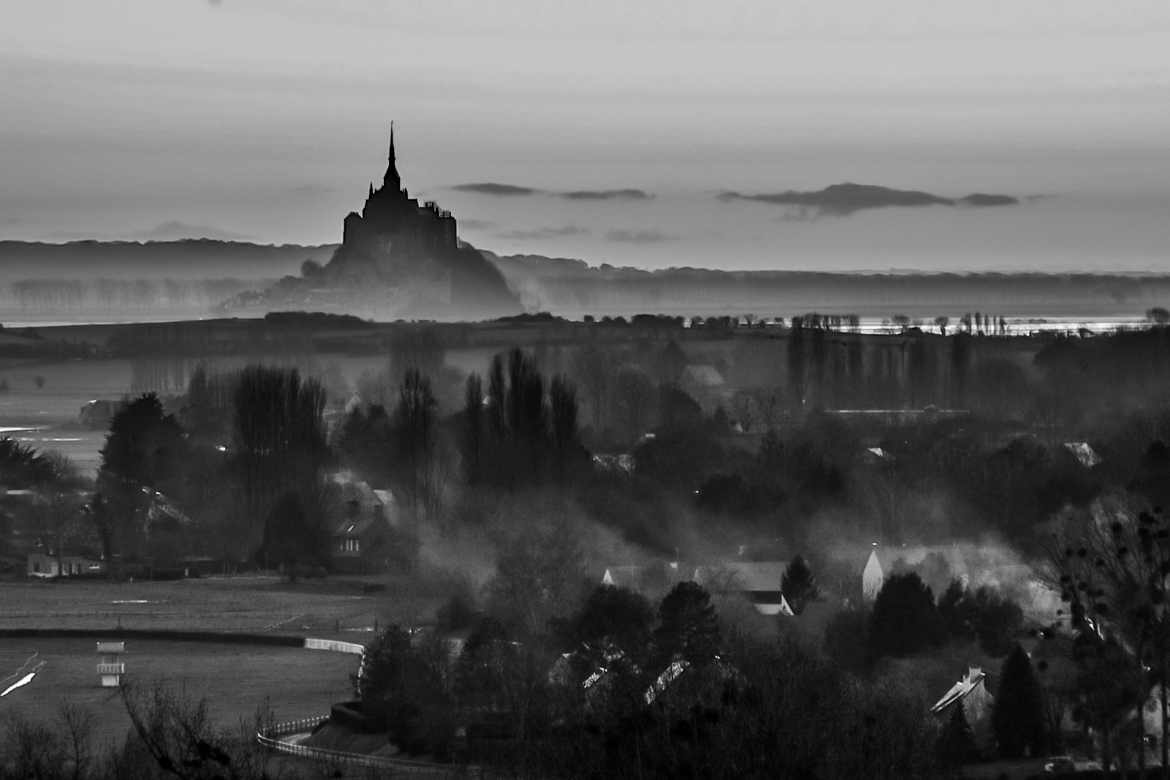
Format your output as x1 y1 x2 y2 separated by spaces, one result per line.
96 641 126 687
1063 441 1102 469
862 546 884 602
932 666 994 728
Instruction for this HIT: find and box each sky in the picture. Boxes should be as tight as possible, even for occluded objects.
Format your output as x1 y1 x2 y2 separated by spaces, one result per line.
2 0 1169 272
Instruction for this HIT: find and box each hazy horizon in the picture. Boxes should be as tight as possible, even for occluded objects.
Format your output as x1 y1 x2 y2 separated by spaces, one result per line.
3 1 1169 272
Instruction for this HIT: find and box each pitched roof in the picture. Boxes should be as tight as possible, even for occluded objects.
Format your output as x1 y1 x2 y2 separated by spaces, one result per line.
334 515 379 537
862 548 884 600
1063 441 1102 468
756 594 795 617
601 562 690 590
592 453 635 474
694 561 787 594
931 666 990 714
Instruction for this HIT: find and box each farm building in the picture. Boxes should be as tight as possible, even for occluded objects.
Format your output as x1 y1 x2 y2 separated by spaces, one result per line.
694 560 790 616
27 551 105 578
931 665 994 743
600 560 691 594
329 472 405 573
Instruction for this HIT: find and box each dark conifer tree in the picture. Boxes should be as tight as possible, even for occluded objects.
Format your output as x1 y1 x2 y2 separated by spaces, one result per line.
98 393 187 564
549 374 580 481
653 581 721 668
461 373 484 484
567 584 654 659
781 555 819 615
937 702 979 766
991 644 1047 758
938 579 970 641
868 572 943 660
787 315 806 408
393 368 437 517
232 366 328 558
263 490 329 581
487 353 508 439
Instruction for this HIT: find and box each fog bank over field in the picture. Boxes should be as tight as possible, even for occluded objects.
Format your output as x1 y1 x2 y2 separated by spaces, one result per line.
1 239 1168 327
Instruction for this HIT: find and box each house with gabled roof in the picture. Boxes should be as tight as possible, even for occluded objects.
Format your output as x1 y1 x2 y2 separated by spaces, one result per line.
1062 441 1102 469
694 560 789 615
931 665 994 738
329 472 404 573
600 560 691 594
644 656 741 709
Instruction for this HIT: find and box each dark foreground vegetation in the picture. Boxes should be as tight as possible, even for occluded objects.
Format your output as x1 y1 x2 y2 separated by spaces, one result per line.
1 683 277 780
4 319 1170 777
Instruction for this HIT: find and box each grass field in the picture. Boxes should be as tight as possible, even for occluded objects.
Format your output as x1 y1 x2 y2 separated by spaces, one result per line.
0 638 357 750
0 576 452 775
0 575 443 636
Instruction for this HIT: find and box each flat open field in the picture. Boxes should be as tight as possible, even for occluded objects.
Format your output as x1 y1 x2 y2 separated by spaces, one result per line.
0 637 357 750
0 576 442 636
0 577 449 774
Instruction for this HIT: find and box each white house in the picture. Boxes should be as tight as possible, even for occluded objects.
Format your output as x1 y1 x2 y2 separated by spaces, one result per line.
931 665 994 733
694 560 788 615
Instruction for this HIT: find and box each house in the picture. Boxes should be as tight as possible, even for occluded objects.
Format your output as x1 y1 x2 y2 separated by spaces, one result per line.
861 446 893 465
1138 685 1168 745
549 644 641 713
592 453 634 475
27 551 104 578
644 656 741 708
694 560 788 615
78 399 126 430
1063 441 1102 469
600 560 691 594
0 488 39 569
931 665 995 738
330 473 403 574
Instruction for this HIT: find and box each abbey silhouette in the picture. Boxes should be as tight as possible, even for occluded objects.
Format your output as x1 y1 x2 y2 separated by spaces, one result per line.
226 124 520 320
342 123 458 255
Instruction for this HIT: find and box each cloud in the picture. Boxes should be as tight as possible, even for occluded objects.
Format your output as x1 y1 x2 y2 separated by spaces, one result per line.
452 182 542 197
719 183 1018 217
451 184 655 201
500 225 589 241
139 221 255 241
560 189 654 201
458 218 496 231
605 228 676 243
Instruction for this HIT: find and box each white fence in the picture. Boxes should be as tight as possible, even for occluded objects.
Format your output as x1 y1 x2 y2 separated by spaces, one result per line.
256 716 481 777
303 637 365 654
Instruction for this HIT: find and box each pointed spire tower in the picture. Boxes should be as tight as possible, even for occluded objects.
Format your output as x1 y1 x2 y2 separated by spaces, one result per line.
383 121 402 193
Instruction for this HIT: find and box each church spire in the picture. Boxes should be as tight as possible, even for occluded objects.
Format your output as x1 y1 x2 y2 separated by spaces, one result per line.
383 122 401 191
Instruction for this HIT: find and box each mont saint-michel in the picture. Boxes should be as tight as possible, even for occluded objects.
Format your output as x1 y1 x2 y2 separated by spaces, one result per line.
223 126 521 321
